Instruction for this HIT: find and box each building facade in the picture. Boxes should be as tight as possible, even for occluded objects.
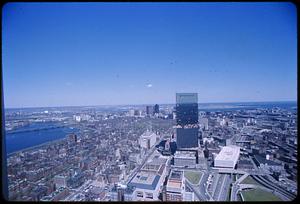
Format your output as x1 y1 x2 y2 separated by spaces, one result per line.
214 145 240 169
166 170 184 201
127 155 168 201
175 93 199 149
139 131 157 150
174 151 197 167
153 104 159 115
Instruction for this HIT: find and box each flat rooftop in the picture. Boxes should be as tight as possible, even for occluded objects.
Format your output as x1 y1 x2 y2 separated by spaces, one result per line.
167 180 182 189
128 171 160 191
174 151 196 158
147 156 168 165
169 170 183 181
215 145 240 161
176 93 198 104
167 170 183 190
141 131 156 138
141 163 161 172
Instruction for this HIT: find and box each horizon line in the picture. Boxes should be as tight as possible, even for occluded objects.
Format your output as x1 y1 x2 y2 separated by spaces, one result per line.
4 100 297 110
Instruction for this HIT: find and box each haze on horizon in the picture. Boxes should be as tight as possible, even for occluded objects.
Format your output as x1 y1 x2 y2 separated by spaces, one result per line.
2 2 297 108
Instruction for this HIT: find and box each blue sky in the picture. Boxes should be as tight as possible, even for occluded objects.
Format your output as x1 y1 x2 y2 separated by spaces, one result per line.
2 2 297 108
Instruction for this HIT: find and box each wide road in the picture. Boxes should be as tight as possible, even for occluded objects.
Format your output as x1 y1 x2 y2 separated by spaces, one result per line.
185 179 205 201
65 179 93 201
125 147 156 184
212 174 226 200
217 174 231 201
125 135 168 184
252 175 296 201
199 172 211 201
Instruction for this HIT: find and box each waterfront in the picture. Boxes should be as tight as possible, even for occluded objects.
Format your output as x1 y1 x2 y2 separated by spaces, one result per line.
5 122 79 154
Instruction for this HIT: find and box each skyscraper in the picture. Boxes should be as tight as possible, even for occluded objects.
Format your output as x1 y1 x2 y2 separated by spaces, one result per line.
153 104 159 115
146 106 153 116
175 93 199 149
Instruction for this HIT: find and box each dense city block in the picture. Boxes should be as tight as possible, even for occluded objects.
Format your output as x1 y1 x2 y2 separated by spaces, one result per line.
5 99 297 201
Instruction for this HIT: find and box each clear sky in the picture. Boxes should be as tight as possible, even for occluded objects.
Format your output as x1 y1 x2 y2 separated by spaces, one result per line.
2 2 297 108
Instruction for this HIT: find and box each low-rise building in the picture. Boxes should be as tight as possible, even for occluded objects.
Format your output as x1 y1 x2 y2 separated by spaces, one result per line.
40 187 69 201
174 151 196 167
253 154 284 172
53 175 68 189
127 156 168 201
166 170 195 201
109 184 136 201
166 170 184 201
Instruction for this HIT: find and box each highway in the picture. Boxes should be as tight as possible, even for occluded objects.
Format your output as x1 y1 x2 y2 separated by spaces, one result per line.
230 183 238 201
211 173 231 201
198 172 211 201
185 179 206 201
210 173 220 199
218 174 231 201
252 175 296 201
230 172 296 201
200 173 212 201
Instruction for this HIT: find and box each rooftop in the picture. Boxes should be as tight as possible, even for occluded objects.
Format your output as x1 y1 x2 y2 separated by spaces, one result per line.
128 171 160 190
254 154 282 166
176 93 198 104
111 185 135 195
167 170 183 190
167 180 182 189
215 145 240 161
169 170 183 181
174 151 196 158
141 131 156 138
141 163 161 172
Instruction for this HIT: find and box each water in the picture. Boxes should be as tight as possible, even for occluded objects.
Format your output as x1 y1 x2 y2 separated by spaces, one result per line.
4 101 296 154
198 101 297 111
5 122 79 154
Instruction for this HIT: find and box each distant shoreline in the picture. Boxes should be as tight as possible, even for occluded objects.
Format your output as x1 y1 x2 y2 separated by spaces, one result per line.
4 100 297 110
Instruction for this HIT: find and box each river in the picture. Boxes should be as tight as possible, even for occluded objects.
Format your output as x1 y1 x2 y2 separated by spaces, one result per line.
5 122 79 154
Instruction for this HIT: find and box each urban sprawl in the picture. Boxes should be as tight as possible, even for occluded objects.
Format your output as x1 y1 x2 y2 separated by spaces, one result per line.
5 93 297 201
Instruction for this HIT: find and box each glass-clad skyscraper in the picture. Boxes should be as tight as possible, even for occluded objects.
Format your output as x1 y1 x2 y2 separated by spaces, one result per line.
175 93 199 148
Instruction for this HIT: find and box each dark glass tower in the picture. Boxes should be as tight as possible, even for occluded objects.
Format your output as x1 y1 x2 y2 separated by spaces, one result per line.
146 106 153 116
153 104 159 115
175 93 199 148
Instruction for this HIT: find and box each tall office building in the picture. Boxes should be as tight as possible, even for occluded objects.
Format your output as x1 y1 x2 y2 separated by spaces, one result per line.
175 93 199 149
146 106 154 116
153 104 159 115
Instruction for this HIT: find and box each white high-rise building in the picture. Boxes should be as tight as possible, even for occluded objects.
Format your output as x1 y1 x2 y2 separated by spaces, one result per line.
139 131 157 150
199 118 209 130
74 115 81 122
129 110 135 117
116 148 121 160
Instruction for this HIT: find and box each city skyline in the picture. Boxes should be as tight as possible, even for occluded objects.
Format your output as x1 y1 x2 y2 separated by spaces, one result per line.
4 99 297 110
2 2 297 108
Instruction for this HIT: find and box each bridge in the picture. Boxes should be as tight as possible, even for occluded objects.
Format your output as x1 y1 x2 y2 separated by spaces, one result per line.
6 125 70 134
215 168 268 176
236 140 251 143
